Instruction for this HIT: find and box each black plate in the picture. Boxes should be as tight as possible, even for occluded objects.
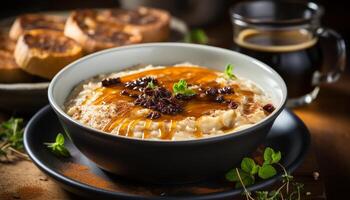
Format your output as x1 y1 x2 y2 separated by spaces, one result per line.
24 105 310 200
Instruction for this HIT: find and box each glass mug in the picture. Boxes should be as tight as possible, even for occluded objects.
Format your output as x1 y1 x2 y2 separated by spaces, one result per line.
230 1 346 107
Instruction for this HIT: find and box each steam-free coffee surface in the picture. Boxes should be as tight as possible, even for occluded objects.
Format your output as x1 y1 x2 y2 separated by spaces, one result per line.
234 29 322 98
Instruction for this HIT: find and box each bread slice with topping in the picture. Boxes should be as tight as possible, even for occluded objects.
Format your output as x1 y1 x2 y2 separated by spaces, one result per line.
101 7 170 43
9 14 65 40
14 29 83 79
64 9 142 53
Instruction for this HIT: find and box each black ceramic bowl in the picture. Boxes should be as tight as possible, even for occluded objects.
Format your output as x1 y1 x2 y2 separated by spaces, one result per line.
48 43 287 183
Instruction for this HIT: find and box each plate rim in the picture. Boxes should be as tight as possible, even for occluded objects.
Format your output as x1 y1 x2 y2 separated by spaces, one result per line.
24 105 310 200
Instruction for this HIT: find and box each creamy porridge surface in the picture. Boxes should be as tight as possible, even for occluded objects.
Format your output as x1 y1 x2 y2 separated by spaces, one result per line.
65 64 275 140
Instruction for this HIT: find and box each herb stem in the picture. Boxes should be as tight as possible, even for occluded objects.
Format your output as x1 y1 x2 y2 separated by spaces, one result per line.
1 142 11 151
236 168 254 200
277 163 290 193
9 147 30 160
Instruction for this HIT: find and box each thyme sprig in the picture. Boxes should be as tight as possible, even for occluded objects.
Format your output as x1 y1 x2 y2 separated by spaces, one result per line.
0 118 29 162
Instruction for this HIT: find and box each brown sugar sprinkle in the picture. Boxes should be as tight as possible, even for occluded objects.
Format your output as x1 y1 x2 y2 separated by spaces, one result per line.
263 103 275 113
101 77 121 87
62 163 114 190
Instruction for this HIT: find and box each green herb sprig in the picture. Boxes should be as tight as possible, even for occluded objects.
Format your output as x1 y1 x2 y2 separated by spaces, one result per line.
224 64 237 80
146 80 156 89
225 147 304 200
173 80 196 96
0 118 29 161
184 29 209 44
44 133 71 157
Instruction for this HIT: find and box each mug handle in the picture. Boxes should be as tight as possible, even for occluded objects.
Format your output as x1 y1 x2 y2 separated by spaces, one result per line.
312 27 346 85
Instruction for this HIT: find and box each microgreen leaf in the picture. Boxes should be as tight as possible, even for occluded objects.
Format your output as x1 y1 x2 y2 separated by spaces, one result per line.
225 168 241 182
272 151 281 163
226 168 255 188
224 64 237 79
45 133 71 157
173 79 196 96
241 157 259 175
258 164 277 179
146 80 156 89
264 147 281 164
235 173 255 188
184 29 209 44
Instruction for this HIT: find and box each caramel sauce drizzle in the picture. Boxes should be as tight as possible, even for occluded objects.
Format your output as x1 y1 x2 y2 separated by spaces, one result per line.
91 66 255 139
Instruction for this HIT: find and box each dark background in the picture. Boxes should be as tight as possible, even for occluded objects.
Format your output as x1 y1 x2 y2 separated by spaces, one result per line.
1 0 349 199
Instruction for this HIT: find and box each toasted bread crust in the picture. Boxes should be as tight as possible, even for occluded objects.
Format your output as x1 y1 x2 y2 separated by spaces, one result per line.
102 7 170 42
64 10 142 53
9 14 65 40
14 29 82 79
0 31 16 52
0 50 33 83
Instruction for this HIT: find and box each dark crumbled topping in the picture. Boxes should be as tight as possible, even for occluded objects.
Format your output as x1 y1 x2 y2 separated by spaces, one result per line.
125 76 158 91
263 104 275 113
134 86 182 115
205 88 218 96
101 77 121 87
109 75 273 119
218 86 233 94
214 95 225 103
146 111 161 119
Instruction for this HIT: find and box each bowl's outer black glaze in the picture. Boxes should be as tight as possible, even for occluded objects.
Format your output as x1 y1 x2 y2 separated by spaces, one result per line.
56 109 280 183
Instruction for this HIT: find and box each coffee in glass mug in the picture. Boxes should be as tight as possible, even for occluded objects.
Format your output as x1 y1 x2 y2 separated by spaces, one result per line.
230 1 346 107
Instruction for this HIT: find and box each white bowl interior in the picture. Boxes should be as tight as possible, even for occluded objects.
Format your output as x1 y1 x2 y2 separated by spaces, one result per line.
49 43 286 115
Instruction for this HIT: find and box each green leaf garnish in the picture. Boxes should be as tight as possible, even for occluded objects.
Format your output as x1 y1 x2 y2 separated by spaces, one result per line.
45 133 71 157
224 64 237 79
146 80 156 89
241 157 259 175
184 29 209 44
225 168 241 182
235 172 255 188
258 164 277 179
263 147 281 165
225 148 303 199
173 79 196 96
0 118 24 150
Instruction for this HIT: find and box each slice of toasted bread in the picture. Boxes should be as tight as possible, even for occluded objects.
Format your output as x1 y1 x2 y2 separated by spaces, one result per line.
0 50 33 83
0 30 16 52
64 9 142 53
14 29 83 79
9 14 65 40
101 7 170 43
